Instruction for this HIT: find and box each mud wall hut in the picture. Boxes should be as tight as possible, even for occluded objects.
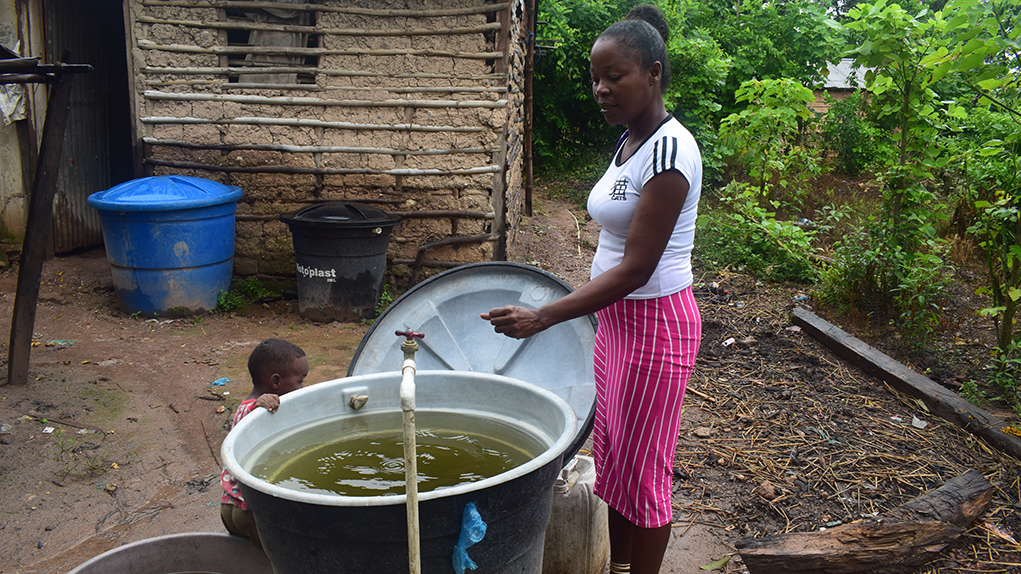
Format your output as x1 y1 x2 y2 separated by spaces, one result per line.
809 58 868 116
124 0 529 286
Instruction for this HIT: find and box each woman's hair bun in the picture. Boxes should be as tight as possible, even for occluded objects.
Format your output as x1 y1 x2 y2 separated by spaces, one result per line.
625 4 669 44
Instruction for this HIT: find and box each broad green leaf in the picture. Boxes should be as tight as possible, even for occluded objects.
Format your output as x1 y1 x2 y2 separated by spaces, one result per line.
920 46 950 66
957 50 987 70
929 60 952 83
945 13 970 29
1009 288 1021 303
962 37 990 56
977 77 1005 90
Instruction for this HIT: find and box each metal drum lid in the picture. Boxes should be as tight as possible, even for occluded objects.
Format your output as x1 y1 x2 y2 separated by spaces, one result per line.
348 262 596 460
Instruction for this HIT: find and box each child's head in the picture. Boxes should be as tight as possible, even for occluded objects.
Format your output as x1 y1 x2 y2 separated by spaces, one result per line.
248 338 309 395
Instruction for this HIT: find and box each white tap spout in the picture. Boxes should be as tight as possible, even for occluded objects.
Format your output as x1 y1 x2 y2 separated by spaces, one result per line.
396 332 423 574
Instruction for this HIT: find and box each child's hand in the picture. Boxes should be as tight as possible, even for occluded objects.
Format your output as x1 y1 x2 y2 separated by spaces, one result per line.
254 394 281 413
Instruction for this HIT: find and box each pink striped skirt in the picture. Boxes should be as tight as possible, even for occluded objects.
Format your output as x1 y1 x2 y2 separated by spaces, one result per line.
591 287 701 528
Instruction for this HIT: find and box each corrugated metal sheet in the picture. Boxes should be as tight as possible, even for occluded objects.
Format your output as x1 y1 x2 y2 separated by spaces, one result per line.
45 0 108 253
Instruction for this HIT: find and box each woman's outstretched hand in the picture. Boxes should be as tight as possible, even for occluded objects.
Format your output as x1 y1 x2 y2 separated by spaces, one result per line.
481 305 547 339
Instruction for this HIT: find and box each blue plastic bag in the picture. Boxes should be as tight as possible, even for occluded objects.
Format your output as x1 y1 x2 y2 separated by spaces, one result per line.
452 502 487 574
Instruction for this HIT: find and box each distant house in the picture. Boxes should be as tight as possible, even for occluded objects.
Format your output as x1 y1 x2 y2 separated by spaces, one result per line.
809 58 869 116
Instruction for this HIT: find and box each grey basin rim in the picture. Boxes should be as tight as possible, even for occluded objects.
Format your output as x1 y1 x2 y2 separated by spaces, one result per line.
348 261 597 460
67 532 273 574
221 371 578 508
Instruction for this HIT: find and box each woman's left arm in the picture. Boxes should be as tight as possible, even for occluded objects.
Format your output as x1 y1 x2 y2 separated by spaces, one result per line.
614 169 689 286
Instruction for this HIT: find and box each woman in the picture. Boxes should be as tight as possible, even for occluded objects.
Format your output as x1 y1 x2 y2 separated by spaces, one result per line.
481 6 702 574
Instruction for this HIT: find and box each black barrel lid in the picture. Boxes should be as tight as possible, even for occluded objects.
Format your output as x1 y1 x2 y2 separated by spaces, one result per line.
280 202 400 228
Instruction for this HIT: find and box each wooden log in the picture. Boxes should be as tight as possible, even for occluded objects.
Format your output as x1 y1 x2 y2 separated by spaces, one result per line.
0 74 52 84
736 469 994 574
139 115 487 133
142 89 509 109
791 307 1021 460
0 57 41 73
491 126 509 261
140 1 510 18
136 39 502 60
142 137 494 155
236 210 493 222
392 258 461 270
388 210 493 219
141 65 503 81
149 83 507 94
408 234 499 286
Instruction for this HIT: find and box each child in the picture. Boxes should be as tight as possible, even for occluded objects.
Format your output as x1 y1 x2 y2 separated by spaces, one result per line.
220 338 309 549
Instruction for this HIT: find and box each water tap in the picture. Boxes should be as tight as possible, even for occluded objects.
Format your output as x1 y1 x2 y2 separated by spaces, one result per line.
396 329 424 362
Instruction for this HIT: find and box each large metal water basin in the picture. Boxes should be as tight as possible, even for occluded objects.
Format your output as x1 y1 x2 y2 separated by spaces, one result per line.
222 370 577 574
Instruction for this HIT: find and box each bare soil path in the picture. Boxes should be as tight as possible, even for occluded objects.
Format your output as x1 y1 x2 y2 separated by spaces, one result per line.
1 190 1018 574
0 249 367 574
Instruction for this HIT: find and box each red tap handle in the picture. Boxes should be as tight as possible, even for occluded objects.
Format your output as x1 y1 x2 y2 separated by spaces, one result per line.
395 330 424 340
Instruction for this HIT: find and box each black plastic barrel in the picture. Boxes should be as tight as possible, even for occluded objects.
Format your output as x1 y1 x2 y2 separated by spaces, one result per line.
280 203 399 322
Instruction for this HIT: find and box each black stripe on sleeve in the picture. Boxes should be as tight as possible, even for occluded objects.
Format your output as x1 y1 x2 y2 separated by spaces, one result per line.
660 136 668 174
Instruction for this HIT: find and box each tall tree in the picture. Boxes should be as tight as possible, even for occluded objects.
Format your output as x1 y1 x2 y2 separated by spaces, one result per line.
685 0 846 115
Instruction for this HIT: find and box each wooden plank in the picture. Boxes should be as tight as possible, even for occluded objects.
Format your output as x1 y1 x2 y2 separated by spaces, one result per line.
140 1 510 18
7 55 78 386
143 157 500 176
791 307 1021 460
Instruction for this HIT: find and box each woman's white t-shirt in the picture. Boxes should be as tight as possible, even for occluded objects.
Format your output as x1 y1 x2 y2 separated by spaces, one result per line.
586 115 702 299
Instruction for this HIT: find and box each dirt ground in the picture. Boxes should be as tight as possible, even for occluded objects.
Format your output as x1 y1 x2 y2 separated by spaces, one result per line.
1 190 1020 574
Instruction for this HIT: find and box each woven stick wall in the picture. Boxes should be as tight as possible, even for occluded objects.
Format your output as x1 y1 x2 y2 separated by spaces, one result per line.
128 0 526 279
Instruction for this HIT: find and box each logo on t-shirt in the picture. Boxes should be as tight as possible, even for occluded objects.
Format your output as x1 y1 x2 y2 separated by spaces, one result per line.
610 179 628 201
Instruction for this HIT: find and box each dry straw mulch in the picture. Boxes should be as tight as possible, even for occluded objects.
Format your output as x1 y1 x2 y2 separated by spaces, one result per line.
669 275 1021 573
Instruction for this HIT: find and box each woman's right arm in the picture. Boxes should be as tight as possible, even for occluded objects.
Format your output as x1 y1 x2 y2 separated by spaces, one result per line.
482 168 689 338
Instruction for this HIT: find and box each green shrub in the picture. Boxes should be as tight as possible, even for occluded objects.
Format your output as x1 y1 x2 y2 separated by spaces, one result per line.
988 339 1021 417
821 92 893 177
694 182 819 284
816 216 951 350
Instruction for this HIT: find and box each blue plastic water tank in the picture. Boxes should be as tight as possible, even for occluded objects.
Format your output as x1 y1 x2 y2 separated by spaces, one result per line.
87 175 243 315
